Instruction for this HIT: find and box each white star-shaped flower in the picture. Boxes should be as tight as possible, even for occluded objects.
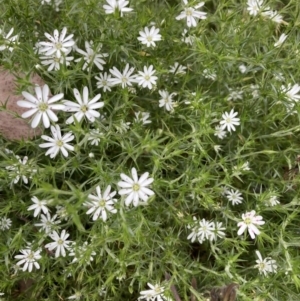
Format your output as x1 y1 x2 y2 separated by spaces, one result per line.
84 185 117 221
109 64 136 88
0 27 18 51
15 248 42 272
95 72 114 92
175 0 207 27
137 26 162 47
135 65 158 89
27 196 49 217
75 41 108 71
158 90 177 111
64 86 104 124
17 84 65 128
103 0 133 16
45 229 72 257
237 210 265 239
254 250 277 276
39 125 75 158
225 189 243 205
118 167 154 207
247 0 263 16
219 109 240 132
38 27 75 58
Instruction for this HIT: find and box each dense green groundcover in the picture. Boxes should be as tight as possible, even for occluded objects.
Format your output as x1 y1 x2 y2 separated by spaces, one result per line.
1 0 300 300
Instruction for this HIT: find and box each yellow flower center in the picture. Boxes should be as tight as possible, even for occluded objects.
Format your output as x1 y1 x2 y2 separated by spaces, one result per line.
56 140 64 147
55 42 62 50
132 183 140 191
244 217 251 225
99 199 106 207
38 102 48 112
186 8 193 16
81 105 88 113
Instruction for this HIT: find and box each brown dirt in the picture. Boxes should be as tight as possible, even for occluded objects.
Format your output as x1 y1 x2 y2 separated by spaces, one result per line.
0 67 44 141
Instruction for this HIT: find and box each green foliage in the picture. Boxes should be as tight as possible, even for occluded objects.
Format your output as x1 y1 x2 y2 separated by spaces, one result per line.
1 0 300 300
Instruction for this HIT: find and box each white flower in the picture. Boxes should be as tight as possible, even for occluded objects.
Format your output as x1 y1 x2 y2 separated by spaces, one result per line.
84 185 117 221
233 162 250 176
64 86 104 124
241 161 250 171
45 229 72 257
274 72 285 81
213 145 222 153
263 10 284 24
6 155 36 185
219 186 229 196
15 248 42 272
95 72 114 92
0 27 18 51
38 27 75 58
247 0 263 16
214 125 227 139
266 195 280 206
169 62 187 75
228 89 243 101
69 241 96 264
176 0 207 27
274 33 287 48
187 217 214 243
17 84 65 128
34 212 61 234
210 221 226 241
109 64 136 88
187 217 199 243
55 205 69 221
115 120 131 133
181 29 194 45
226 189 243 205
254 250 277 276
87 128 103 146
238 64 247 73
103 0 133 16
67 291 82 300
27 196 49 217
137 26 162 47
237 210 265 239
118 167 154 207
39 125 75 158
134 111 151 125
75 41 108 71
281 83 300 102
250 84 260 98
98 287 107 296
138 283 166 301
203 68 216 80
0 217 12 231
136 65 158 89
158 90 177 111
40 54 74 71
219 109 240 132
197 218 215 242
